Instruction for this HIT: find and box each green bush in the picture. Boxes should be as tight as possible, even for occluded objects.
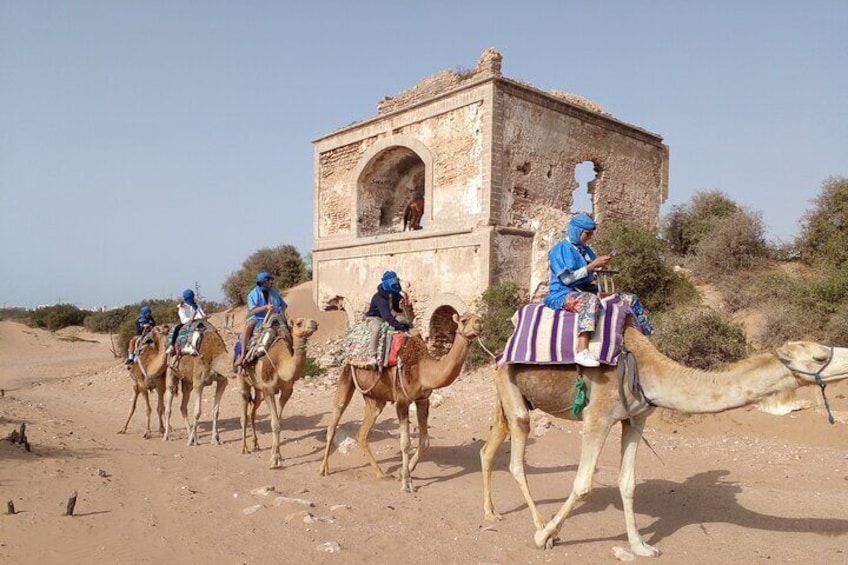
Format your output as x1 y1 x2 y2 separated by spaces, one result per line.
824 306 848 347
84 307 133 333
468 282 528 368
0 307 29 322
594 222 698 312
304 356 327 378
222 245 307 306
662 190 739 255
29 304 91 331
798 177 848 268
653 306 748 370
692 209 768 277
116 300 180 355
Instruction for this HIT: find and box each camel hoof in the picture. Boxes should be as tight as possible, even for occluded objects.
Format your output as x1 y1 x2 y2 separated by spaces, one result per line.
630 542 661 557
400 483 415 493
143 431 151 439
211 437 222 446
319 466 329 477
484 511 504 522
534 529 557 550
117 429 126 435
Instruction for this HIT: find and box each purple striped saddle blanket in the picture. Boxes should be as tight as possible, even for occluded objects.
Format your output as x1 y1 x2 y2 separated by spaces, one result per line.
496 296 633 366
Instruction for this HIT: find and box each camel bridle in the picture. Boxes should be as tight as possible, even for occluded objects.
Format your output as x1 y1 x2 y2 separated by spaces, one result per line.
778 347 847 425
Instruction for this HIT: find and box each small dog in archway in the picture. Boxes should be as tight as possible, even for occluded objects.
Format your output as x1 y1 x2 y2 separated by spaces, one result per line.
403 196 425 231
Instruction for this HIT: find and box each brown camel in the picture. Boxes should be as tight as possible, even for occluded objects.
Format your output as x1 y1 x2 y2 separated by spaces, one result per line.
118 325 170 438
480 321 848 557
320 311 483 492
238 317 319 468
163 324 231 446
403 195 424 231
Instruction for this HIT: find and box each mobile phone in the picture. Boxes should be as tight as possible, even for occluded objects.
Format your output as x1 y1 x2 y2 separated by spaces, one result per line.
609 249 618 257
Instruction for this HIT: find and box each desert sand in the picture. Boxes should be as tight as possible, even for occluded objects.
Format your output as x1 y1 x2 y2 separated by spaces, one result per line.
2 284 847 565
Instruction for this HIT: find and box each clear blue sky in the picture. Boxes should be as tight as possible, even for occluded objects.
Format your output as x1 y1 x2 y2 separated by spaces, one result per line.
1 1 846 308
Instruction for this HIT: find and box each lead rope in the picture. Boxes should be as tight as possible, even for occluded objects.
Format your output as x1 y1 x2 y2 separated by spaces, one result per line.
617 348 663 464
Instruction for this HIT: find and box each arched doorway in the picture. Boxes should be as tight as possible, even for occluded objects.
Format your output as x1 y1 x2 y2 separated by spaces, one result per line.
357 146 426 236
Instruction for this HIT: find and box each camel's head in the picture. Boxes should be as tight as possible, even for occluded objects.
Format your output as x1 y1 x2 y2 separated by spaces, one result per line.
453 311 483 340
288 317 319 339
776 341 848 384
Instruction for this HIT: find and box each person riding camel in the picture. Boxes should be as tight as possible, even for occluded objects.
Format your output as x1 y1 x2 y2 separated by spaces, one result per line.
125 306 156 365
166 289 206 356
365 271 412 366
236 271 286 368
543 213 653 367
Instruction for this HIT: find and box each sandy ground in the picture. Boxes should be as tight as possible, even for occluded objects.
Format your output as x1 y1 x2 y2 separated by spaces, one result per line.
2 291 848 565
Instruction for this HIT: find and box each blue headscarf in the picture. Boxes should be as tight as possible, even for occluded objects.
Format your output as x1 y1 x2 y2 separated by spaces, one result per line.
182 289 198 310
380 270 402 296
256 271 274 285
566 214 596 251
140 306 152 317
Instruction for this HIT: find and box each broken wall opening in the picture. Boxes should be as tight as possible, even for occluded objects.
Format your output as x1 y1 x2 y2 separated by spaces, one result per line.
571 160 599 215
357 146 426 236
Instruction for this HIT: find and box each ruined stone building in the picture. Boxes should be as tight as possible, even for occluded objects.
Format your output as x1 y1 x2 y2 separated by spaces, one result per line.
312 48 668 344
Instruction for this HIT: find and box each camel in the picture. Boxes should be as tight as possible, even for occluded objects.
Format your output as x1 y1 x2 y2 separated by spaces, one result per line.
163 323 231 446
118 325 170 438
238 317 319 468
320 311 483 492
480 320 848 557
403 195 424 231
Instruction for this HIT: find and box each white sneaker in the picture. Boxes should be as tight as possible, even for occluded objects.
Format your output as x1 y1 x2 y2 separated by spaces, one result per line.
574 349 600 367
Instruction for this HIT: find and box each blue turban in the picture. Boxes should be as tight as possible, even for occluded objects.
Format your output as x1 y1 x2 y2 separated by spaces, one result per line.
256 271 274 285
380 270 402 296
566 214 596 247
182 289 198 309
140 306 152 317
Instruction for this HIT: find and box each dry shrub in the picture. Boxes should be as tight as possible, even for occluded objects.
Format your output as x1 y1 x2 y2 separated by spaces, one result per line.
653 306 748 370
662 190 739 255
758 305 808 349
824 307 848 347
692 209 768 277
797 176 848 268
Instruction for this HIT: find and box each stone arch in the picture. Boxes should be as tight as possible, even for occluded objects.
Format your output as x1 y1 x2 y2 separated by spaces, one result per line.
422 293 469 358
352 136 434 237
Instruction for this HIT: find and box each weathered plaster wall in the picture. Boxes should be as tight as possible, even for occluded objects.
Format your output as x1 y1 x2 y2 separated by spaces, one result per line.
314 231 489 326
494 85 668 295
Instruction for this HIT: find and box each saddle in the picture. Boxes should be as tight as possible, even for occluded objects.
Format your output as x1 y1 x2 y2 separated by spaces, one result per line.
341 321 407 369
234 314 292 369
170 320 213 356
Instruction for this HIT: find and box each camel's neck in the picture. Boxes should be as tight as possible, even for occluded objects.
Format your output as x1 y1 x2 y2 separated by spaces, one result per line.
418 333 471 391
627 328 799 413
139 340 167 377
271 335 309 378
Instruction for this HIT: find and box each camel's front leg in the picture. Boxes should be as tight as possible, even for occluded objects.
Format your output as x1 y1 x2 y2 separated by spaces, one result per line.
208 376 227 446
319 365 355 476
155 384 166 436
535 415 614 550
264 393 283 469
619 416 660 557
408 398 430 472
118 382 141 435
141 386 153 439
238 377 252 454
397 402 413 492
357 396 387 479
186 383 205 446
162 369 177 441
179 380 192 439
249 389 262 451
481 395 509 522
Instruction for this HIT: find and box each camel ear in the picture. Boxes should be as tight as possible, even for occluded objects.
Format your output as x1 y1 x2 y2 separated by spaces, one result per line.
287 318 294 329
452 313 460 324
